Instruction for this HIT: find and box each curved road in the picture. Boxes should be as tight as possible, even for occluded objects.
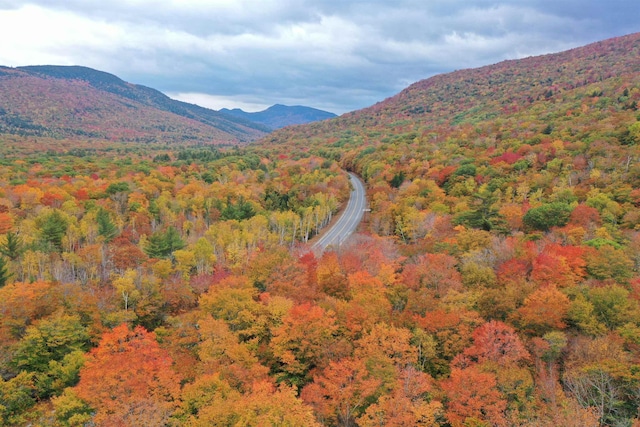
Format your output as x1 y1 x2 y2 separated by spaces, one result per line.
312 172 366 252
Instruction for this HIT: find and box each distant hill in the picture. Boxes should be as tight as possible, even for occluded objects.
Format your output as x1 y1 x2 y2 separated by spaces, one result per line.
0 65 269 144
220 104 337 129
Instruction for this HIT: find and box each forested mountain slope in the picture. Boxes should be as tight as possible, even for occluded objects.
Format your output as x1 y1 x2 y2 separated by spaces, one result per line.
264 32 639 158
0 65 269 143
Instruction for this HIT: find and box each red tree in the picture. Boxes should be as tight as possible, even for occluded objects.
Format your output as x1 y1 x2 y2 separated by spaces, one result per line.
453 320 530 368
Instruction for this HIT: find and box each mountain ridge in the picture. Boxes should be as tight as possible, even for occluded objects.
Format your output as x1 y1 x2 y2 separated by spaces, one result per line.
0 65 270 143
219 104 337 129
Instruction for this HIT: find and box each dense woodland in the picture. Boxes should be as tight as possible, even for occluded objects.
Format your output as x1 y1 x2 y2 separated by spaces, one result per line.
1 33 640 426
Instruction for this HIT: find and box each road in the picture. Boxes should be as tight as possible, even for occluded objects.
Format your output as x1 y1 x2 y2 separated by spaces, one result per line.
312 172 366 252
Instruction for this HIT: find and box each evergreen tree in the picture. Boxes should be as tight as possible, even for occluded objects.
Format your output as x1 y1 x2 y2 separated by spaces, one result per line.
96 208 118 242
39 210 68 252
389 171 406 188
148 199 161 222
144 226 185 259
221 196 256 221
0 256 11 287
0 232 23 260
163 226 186 255
454 187 506 232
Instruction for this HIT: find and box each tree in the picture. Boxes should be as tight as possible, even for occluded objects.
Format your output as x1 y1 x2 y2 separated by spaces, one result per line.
0 256 10 287
38 209 68 251
96 208 118 242
52 389 93 427
198 277 265 342
196 316 269 391
175 373 240 425
477 287 519 321
412 309 480 378
354 323 417 387
316 251 349 299
0 212 13 234
453 320 529 368
401 252 462 297
567 294 607 336
270 303 340 387
530 244 586 288
568 204 602 230
177 375 320 426
585 245 634 283
109 236 148 272
358 366 443 427
454 186 506 232
105 182 130 214
105 182 130 195
587 285 640 330
112 269 141 311
389 171 405 188
522 202 573 231
563 364 626 426
193 237 216 275
221 196 256 221
301 358 381 427
74 324 181 426
517 286 571 334
0 372 35 426
345 271 392 337
11 312 89 397
441 367 507 427
0 232 24 260
0 281 61 342
144 226 186 258
531 331 568 406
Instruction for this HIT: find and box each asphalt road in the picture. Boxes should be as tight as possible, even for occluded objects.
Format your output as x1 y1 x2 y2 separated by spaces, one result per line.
312 172 366 252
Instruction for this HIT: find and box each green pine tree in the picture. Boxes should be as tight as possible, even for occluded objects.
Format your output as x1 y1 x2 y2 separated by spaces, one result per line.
0 232 23 260
454 187 506 232
144 226 185 259
0 256 11 287
39 210 68 252
96 208 118 242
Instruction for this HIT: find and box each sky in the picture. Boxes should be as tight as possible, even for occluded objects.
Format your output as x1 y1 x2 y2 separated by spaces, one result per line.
0 1 638 115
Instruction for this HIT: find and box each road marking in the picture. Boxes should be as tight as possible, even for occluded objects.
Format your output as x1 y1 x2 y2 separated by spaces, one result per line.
312 172 366 252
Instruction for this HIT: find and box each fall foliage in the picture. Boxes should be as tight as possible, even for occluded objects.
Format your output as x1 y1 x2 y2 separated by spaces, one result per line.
0 32 640 427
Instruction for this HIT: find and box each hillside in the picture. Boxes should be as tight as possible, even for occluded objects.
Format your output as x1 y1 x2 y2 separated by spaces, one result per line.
264 32 640 155
0 65 269 143
220 104 337 129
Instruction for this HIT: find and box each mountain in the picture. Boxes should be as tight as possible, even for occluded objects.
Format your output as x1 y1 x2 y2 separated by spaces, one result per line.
0 65 269 144
262 32 640 158
220 104 337 129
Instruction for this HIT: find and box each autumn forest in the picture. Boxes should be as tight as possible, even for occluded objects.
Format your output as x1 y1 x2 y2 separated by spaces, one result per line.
1 32 640 427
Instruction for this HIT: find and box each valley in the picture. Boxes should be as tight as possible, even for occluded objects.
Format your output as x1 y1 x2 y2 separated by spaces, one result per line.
0 32 639 427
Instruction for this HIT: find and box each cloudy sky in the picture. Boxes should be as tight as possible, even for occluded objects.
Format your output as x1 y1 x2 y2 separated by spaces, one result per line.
0 1 638 114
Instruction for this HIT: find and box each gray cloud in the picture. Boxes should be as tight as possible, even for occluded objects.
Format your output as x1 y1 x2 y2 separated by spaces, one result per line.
0 1 638 114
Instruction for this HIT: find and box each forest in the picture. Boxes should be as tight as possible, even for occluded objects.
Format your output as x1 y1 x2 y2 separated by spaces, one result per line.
0 33 640 427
